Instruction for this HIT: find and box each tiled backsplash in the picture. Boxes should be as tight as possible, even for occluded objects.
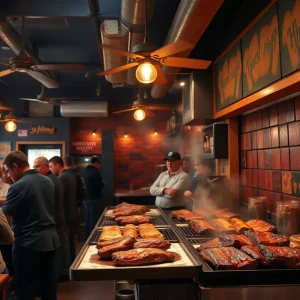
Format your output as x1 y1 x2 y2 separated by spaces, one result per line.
240 96 300 213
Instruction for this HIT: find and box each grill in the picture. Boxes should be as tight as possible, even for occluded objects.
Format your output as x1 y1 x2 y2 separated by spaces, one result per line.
99 215 168 227
171 217 187 224
187 238 212 245
177 225 216 238
90 227 178 244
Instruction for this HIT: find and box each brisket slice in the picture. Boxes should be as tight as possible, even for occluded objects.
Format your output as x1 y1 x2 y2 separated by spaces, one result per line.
190 219 216 235
209 219 238 234
170 209 201 222
112 248 175 266
99 226 122 241
213 211 239 220
199 247 257 270
98 236 136 260
245 231 290 247
241 245 269 266
229 218 253 233
115 215 152 225
246 219 277 233
134 238 171 250
97 237 125 249
219 234 253 248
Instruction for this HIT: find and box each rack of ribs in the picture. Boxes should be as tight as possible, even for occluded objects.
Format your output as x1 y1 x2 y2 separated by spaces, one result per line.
219 234 254 248
112 248 175 266
99 226 122 241
112 207 148 218
170 209 200 222
245 231 290 246
197 238 223 250
199 247 257 270
241 245 269 266
209 219 238 234
213 211 239 220
113 202 150 213
98 236 136 259
115 215 152 225
123 224 138 239
138 223 164 239
229 218 253 233
189 219 216 234
134 238 171 250
192 209 212 219
246 219 277 233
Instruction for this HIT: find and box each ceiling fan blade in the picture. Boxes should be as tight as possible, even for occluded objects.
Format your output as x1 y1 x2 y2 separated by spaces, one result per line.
161 57 212 69
112 108 137 114
15 119 31 123
0 62 11 67
143 108 155 118
100 44 145 60
0 69 15 78
32 64 85 71
19 98 42 102
97 62 140 76
27 70 60 88
151 40 193 59
146 105 172 111
0 105 13 110
153 64 168 84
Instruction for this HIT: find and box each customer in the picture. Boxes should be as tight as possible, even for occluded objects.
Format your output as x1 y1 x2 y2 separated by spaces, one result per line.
2 151 60 300
82 156 104 237
34 156 70 280
181 156 194 181
150 151 188 209
49 156 77 265
0 166 11 206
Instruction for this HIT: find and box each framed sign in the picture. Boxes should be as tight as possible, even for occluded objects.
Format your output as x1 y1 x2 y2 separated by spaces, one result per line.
0 141 11 161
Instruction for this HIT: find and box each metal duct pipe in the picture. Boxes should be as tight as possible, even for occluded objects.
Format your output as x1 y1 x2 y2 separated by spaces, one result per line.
150 0 223 99
60 101 108 117
0 20 59 88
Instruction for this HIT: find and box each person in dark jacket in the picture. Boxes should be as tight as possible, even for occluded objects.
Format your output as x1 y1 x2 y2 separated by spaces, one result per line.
34 157 70 280
82 156 104 237
2 151 60 300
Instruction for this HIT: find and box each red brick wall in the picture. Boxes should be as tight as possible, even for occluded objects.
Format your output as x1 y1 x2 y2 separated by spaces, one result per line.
240 96 300 213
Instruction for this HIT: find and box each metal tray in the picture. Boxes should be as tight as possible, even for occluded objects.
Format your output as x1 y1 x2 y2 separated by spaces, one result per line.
90 227 179 244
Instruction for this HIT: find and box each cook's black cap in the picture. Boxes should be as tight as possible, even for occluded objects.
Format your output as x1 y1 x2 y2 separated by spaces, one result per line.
163 151 181 161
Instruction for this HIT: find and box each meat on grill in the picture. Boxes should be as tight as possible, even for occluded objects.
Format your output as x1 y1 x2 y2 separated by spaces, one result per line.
99 226 122 241
199 247 257 270
115 215 152 225
219 234 254 248
123 224 138 239
192 209 212 219
258 245 300 269
189 219 216 235
138 223 164 239
134 238 171 250
112 248 175 266
170 209 201 222
209 219 237 234
229 218 253 233
112 208 147 218
98 236 136 259
197 238 223 250
245 231 290 247
213 211 239 220
241 245 269 266
97 237 124 249
246 219 277 233
113 202 150 213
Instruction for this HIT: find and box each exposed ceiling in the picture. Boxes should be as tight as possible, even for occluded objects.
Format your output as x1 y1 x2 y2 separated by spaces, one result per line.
0 0 272 107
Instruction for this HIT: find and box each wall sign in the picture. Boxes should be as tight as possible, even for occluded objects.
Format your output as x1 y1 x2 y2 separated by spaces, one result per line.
70 141 100 154
279 0 300 77
17 129 28 137
242 3 281 97
30 125 56 135
215 41 242 111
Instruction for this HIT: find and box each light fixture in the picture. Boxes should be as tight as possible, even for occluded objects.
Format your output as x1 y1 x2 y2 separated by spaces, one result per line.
187 126 191 130
124 131 128 138
92 128 96 136
136 62 157 84
134 109 146 121
5 121 17 132
154 129 158 136
180 82 185 87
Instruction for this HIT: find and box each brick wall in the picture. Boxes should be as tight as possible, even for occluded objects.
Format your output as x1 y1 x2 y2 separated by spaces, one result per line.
240 96 300 213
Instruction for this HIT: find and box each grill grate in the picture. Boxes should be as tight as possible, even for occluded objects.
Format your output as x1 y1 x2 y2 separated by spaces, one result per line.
177 226 216 238
90 228 178 244
187 238 213 245
99 215 168 227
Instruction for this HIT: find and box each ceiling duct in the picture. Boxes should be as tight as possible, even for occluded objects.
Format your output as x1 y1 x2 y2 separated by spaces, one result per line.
150 0 223 99
0 20 59 88
60 101 108 117
100 20 129 85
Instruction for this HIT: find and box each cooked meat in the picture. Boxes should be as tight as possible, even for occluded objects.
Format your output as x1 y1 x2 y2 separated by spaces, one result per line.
170 209 200 221
138 223 164 239
192 209 211 219
245 231 290 247
190 219 216 235
197 238 223 250
123 224 138 239
213 208 229 214
112 208 148 218
213 211 239 220
230 218 253 233
209 219 237 234
99 226 122 241
115 215 152 225
199 247 257 270
241 245 269 266
97 237 124 249
112 248 175 266
98 236 136 259
113 202 150 213
219 234 253 248
258 245 300 269
134 238 171 250
246 219 277 233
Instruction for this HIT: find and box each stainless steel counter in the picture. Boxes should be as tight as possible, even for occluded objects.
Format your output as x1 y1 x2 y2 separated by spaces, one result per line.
114 189 152 197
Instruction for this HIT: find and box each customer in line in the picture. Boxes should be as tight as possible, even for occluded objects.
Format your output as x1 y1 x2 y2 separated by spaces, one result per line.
2 151 60 300
150 151 188 209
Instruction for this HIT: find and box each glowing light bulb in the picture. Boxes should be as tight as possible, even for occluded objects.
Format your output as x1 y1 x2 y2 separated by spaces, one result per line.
5 121 17 132
154 131 158 135
180 82 185 87
134 109 146 121
136 63 157 84
124 134 128 138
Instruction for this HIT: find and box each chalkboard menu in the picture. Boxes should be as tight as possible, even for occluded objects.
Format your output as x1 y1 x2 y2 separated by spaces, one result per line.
242 3 281 97
215 41 242 111
278 0 300 77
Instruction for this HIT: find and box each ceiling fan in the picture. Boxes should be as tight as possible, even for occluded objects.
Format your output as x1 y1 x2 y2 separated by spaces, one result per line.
98 0 211 84
0 16 85 80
